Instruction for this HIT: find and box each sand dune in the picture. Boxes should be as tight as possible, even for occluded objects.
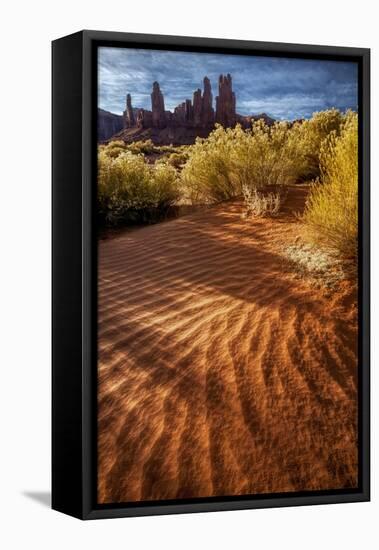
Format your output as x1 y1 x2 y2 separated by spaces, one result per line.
97 184 358 504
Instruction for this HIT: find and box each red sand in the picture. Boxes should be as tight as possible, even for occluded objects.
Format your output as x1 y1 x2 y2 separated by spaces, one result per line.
97 184 358 503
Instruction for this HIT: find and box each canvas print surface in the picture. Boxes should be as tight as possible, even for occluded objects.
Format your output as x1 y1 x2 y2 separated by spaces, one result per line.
96 46 359 505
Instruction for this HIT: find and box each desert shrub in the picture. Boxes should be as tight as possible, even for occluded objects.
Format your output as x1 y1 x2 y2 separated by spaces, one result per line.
181 122 299 204
149 162 180 206
166 150 190 170
103 140 128 158
242 186 283 218
234 120 299 190
158 144 181 154
181 125 240 203
98 150 179 225
126 139 157 155
103 139 164 158
302 111 358 258
293 109 345 180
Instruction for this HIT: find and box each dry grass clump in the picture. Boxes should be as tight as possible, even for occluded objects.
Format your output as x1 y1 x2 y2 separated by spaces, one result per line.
242 186 284 218
302 111 358 259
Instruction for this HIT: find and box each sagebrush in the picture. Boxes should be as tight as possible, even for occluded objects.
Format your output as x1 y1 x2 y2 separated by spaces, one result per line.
303 111 358 258
98 110 357 247
98 150 179 225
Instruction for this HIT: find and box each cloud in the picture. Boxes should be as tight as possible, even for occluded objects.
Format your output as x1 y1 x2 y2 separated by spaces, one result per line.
98 47 358 120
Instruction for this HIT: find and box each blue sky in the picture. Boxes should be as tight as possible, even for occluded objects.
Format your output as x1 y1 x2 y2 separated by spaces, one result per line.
98 47 358 121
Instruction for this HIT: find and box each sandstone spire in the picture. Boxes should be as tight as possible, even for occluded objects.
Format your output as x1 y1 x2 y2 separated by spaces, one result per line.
193 88 202 126
215 74 236 128
124 75 235 135
191 77 214 127
123 93 135 128
202 76 214 126
151 81 166 128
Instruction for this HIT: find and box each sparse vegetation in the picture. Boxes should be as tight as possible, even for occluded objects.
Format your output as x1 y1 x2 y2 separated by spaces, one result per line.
103 139 182 158
98 110 359 267
282 241 346 288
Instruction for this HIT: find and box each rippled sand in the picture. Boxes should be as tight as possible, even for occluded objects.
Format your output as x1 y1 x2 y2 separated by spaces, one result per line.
97 184 358 504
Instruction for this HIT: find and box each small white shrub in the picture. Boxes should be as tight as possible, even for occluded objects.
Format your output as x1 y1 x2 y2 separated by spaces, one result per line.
242 186 283 218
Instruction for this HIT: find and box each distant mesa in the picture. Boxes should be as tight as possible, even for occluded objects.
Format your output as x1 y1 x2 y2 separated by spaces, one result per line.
97 108 124 142
99 74 275 144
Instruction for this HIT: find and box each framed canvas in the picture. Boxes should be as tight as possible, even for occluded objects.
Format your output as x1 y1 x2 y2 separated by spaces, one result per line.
52 30 370 520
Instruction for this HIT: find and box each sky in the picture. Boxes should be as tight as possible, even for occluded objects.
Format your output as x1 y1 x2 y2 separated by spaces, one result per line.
98 47 358 121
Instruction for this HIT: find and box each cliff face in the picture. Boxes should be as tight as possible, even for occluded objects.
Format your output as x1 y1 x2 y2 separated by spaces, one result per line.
98 109 124 141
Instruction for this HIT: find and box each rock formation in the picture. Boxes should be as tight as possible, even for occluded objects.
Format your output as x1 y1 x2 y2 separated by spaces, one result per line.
129 76 216 131
201 77 214 126
236 112 276 129
97 108 124 141
192 88 202 126
136 109 152 128
103 73 275 145
151 82 166 128
215 73 236 128
123 93 135 128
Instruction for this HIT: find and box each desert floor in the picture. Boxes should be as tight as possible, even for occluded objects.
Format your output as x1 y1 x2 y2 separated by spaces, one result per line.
97 183 358 504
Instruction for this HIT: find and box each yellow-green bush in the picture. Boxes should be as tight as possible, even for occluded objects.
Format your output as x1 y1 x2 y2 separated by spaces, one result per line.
293 109 345 180
234 120 300 189
158 144 182 155
126 139 157 155
98 150 179 225
102 140 129 158
180 125 239 203
302 111 358 258
166 150 190 170
102 139 188 161
180 121 299 204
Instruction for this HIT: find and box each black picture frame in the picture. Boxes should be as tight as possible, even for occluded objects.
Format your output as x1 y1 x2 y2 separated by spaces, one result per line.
52 30 370 520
